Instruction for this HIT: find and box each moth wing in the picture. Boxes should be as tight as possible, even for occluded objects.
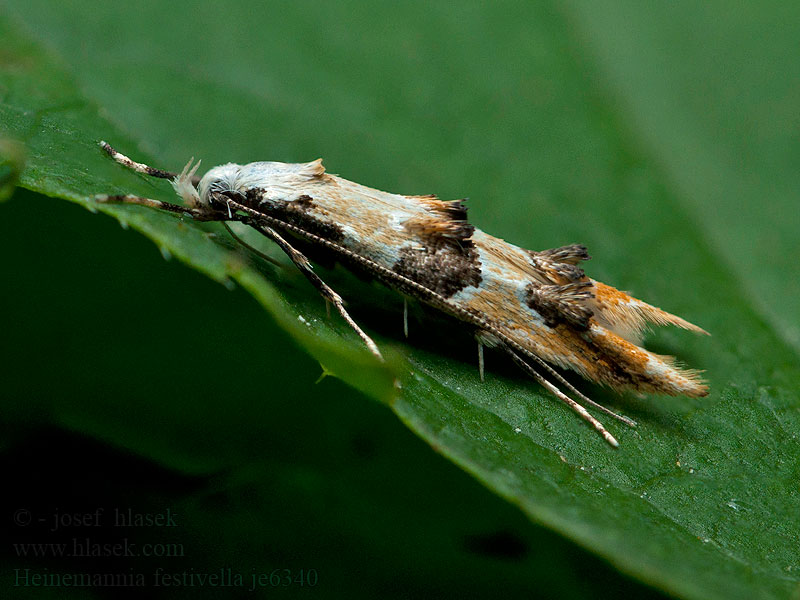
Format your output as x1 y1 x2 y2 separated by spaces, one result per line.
590 281 709 344
484 240 708 396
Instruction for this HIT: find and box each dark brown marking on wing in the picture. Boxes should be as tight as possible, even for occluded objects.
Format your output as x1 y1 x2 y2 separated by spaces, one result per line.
393 194 481 297
550 262 586 283
537 244 591 265
244 188 345 243
393 237 482 298
590 339 662 391
437 199 469 222
524 281 594 330
408 197 474 242
527 245 590 286
294 194 314 209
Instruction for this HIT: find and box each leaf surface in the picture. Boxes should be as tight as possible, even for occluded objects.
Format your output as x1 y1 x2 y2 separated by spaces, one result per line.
2 2 798 599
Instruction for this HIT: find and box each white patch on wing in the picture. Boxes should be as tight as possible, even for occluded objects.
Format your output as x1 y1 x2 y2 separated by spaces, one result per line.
389 211 407 232
644 355 670 378
340 224 403 265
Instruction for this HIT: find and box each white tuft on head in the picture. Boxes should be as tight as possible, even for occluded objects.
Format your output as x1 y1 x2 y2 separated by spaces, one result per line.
171 158 202 208
192 159 328 208
197 163 242 206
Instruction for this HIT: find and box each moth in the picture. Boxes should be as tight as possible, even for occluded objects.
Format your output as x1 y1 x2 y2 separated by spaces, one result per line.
96 142 708 447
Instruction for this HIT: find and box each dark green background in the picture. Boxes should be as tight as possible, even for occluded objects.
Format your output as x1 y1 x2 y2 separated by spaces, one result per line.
2 1 798 599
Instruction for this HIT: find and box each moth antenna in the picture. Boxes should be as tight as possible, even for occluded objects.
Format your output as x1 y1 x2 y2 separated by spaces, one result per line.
221 222 282 267
94 193 211 220
98 141 201 187
477 340 485 382
503 344 619 447
403 298 409 338
571 387 636 428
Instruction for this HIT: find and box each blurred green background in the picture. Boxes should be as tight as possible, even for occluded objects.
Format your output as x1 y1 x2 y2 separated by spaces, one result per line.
1 1 798 599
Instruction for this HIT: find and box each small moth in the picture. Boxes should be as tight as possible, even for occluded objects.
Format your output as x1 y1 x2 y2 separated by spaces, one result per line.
96 142 708 447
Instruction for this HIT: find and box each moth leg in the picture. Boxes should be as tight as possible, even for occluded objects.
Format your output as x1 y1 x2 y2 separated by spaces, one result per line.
99 141 201 186
475 330 500 382
250 223 384 362
500 342 619 447
403 298 409 338
221 222 282 267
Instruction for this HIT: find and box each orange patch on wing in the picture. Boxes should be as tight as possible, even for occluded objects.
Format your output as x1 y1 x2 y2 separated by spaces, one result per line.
591 281 708 344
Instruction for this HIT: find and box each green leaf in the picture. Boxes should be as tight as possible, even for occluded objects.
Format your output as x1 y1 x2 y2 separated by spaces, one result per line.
1 2 798 600
0 138 25 201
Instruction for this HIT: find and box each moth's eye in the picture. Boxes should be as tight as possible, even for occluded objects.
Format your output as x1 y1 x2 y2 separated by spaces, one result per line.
208 180 228 193
209 189 246 212
220 189 246 200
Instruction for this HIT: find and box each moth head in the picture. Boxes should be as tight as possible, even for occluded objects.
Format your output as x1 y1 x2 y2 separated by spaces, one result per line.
195 163 243 210
182 159 328 212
